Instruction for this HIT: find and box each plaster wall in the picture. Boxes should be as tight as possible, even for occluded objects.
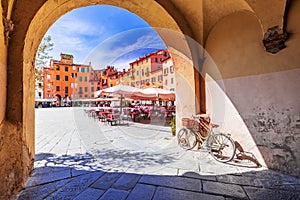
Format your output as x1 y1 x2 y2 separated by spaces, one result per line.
204 7 300 176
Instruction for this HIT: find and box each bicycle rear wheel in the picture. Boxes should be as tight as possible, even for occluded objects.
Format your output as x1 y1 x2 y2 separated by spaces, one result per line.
209 133 236 163
177 127 197 150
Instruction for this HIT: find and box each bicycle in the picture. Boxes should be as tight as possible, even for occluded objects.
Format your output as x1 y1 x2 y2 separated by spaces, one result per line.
177 114 236 163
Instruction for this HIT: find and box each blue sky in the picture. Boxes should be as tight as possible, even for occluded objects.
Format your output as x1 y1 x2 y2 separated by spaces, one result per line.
45 5 166 70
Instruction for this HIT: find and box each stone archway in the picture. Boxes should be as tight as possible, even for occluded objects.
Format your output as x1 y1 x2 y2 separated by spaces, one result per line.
2 0 203 197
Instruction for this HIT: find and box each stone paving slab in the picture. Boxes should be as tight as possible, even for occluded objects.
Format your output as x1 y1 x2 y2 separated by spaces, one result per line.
25 168 71 187
98 188 129 200
202 180 248 199
91 172 123 190
139 174 202 192
73 188 105 200
126 183 156 200
216 174 262 187
112 173 141 190
153 186 224 200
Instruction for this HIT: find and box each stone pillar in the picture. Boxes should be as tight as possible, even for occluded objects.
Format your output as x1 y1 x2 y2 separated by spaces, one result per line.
170 48 198 132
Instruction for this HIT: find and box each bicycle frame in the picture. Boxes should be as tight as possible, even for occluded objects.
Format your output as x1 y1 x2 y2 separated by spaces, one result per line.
177 115 236 163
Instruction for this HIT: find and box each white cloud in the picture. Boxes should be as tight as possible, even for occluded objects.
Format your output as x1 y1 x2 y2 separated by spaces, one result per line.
45 14 105 63
84 29 165 69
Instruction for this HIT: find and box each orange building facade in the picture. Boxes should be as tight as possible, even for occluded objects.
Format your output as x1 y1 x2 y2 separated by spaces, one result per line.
43 54 96 103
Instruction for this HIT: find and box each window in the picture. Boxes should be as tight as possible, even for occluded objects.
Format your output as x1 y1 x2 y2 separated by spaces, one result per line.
84 87 88 92
56 65 60 70
71 73 74 78
79 76 82 82
170 66 174 73
165 80 168 85
155 58 158 62
84 76 87 82
79 87 82 93
65 87 69 93
151 77 156 83
38 83 42 87
97 87 100 90
38 92 41 97
65 66 68 72
136 70 139 76
56 86 60 91
71 83 74 88
171 78 174 84
142 69 144 76
56 75 60 80
73 65 76 70
65 76 68 81
158 75 163 82
46 74 50 80
91 87 94 92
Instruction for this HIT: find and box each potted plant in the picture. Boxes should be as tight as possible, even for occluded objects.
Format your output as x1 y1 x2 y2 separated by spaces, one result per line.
169 116 176 136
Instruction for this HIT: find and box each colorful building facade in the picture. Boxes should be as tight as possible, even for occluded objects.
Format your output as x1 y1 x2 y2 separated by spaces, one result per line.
43 53 94 103
128 49 172 89
42 50 175 103
162 57 176 91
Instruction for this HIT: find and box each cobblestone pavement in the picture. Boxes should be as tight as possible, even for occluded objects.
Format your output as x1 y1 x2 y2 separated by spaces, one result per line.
14 108 300 200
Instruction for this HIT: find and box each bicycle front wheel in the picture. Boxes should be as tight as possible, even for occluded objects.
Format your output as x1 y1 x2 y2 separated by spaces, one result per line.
177 127 197 150
209 133 236 163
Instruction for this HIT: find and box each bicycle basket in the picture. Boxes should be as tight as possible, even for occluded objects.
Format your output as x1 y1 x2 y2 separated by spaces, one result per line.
182 118 194 128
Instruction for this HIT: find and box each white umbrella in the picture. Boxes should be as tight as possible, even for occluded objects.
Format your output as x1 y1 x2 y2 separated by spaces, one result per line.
95 84 141 97
133 87 176 101
94 84 142 117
